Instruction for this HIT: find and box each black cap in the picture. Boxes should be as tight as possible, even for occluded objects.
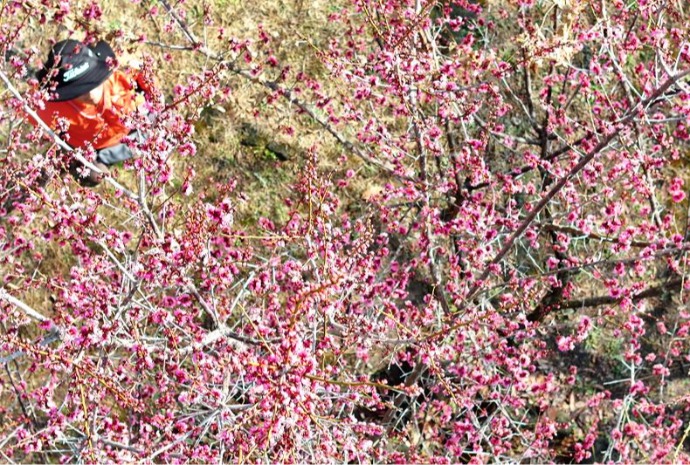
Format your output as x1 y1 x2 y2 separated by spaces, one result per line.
36 39 116 102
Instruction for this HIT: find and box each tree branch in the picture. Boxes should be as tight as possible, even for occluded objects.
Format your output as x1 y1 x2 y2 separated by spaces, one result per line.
553 276 683 311
460 68 690 311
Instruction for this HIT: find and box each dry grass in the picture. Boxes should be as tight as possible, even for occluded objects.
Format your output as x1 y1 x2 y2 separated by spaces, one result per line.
2 0 366 270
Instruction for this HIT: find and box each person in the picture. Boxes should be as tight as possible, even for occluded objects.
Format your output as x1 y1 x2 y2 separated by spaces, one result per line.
32 39 153 186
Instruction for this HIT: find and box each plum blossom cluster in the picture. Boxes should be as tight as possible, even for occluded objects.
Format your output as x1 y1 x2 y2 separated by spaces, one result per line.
1 0 690 463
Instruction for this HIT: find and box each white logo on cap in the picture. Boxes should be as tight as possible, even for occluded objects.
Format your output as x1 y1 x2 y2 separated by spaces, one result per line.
63 62 90 82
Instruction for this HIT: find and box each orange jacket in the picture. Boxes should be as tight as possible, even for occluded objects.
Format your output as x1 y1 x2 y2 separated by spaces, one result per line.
33 70 147 150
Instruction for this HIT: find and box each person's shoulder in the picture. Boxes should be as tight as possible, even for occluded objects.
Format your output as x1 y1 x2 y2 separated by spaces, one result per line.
29 98 83 130
108 69 131 84
103 69 135 95
38 99 75 115
114 67 148 85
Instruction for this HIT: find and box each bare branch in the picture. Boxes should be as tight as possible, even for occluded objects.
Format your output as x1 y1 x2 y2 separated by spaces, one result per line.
0 288 49 323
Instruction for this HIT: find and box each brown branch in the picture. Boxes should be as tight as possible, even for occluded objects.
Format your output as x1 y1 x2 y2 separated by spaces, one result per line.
407 84 450 315
539 223 652 248
466 133 588 192
549 276 683 312
530 73 573 324
520 47 539 132
526 219 655 322
520 244 690 284
458 68 690 314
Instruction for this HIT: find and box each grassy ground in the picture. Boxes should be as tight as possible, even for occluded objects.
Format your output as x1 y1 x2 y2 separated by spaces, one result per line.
5 0 690 461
